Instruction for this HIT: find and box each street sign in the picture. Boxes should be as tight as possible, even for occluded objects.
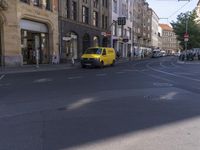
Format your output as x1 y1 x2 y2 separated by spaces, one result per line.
184 38 189 42
62 37 71 41
101 31 111 37
184 33 189 38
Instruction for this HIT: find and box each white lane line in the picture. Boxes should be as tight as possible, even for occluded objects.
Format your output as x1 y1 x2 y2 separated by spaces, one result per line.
116 72 125 74
147 63 200 82
160 62 169 68
33 78 53 83
171 62 180 68
96 73 107 77
0 75 5 81
67 76 83 80
149 74 172 82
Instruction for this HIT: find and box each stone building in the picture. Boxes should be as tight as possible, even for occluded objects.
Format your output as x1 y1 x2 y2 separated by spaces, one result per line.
151 9 159 49
159 24 179 53
0 0 59 66
133 0 152 57
58 0 110 62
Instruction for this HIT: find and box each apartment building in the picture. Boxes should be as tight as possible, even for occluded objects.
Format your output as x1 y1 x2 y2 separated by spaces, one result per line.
133 0 152 57
110 0 133 58
151 9 159 49
0 0 59 66
195 0 200 23
58 0 110 62
159 24 179 53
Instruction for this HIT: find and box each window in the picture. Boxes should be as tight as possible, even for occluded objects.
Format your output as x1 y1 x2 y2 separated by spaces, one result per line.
102 15 105 29
83 0 88 3
33 0 40 6
105 16 108 29
93 11 98 27
72 1 77 20
20 0 30 3
66 0 70 18
112 21 117 36
93 0 98 8
46 0 51 11
113 0 117 13
82 6 89 24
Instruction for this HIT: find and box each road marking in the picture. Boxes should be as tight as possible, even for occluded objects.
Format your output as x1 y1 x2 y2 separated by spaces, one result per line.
160 62 169 68
0 75 5 81
147 63 200 82
33 78 53 83
116 72 125 74
67 76 83 80
96 73 107 77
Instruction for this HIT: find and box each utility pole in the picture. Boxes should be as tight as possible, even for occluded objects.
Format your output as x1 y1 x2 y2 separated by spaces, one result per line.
185 15 188 51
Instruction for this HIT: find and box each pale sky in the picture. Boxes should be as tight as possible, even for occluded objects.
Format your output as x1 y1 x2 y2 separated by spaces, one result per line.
146 0 198 24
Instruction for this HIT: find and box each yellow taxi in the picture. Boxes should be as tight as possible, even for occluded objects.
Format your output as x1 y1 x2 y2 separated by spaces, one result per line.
81 47 116 68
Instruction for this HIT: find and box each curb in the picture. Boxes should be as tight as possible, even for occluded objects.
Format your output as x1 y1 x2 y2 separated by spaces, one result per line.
177 60 200 65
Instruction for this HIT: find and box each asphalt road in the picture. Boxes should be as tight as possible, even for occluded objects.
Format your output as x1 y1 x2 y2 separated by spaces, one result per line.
0 56 200 150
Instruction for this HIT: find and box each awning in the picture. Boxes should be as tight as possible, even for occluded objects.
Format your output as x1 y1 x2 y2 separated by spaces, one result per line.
20 19 48 33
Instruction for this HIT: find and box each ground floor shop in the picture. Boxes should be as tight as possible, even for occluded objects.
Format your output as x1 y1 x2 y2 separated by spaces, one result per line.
20 19 50 65
59 20 109 63
0 8 58 67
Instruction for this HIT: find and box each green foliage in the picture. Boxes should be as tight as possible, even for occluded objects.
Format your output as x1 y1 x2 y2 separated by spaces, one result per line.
171 11 200 50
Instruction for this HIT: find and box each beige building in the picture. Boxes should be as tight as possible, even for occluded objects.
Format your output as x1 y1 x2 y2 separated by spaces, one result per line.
159 24 179 53
195 1 200 23
0 0 59 66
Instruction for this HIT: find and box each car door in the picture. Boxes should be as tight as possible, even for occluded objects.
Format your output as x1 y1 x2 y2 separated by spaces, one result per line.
102 49 108 65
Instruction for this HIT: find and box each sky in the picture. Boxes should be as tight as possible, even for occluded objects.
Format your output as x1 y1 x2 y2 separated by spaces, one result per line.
146 0 199 24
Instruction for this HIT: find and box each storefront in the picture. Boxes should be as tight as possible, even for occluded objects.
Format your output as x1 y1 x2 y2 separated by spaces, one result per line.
20 19 49 64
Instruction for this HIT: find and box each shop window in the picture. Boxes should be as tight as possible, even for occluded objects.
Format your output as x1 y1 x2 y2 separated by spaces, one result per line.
20 0 30 4
33 0 40 7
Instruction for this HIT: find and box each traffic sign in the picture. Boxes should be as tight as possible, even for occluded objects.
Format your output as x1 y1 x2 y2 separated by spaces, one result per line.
184 33 189 38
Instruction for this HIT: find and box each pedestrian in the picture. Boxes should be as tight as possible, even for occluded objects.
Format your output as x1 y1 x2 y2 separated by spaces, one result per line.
116 51 120 60
128 51 131 61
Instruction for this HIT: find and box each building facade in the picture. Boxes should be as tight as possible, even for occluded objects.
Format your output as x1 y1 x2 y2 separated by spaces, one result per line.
110 0 133 58
159 24 179 53
58 0 110 62
151 9 159 49
195 1 200 24
132 0 152 57
0 0 59 66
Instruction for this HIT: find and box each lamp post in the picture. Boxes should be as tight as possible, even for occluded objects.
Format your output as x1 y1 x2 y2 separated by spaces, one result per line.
184 15 189 51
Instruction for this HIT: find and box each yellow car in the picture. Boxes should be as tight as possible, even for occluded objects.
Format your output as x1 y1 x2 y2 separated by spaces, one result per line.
81 47 116 68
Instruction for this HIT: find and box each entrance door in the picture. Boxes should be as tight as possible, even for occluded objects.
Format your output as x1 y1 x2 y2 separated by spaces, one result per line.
33 34 41 64
0 29 1 66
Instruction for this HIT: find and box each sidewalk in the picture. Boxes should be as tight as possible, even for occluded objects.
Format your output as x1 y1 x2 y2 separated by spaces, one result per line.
0 63 79 75
0 58 131 75
177 60 200 65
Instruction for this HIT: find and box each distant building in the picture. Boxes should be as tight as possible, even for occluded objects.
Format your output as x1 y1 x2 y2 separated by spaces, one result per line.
0 0 59 66
151 10 159 49
159 24 179 53
195 0 200 24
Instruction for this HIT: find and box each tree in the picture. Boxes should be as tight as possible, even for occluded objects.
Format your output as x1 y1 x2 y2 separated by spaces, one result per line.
171 11 200 50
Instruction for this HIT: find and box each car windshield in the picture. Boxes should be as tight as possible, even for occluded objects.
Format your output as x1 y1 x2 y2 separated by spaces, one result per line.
84 48 102 54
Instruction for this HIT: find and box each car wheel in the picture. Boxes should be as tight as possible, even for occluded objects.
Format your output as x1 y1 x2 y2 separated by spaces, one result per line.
81 64 86 68
100 61 104 68
111 60 115 66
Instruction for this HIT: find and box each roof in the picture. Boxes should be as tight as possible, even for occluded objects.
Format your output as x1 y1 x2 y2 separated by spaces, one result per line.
159 24 173 31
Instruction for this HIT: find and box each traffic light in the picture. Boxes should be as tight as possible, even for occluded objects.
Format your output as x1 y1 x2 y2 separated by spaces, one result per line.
118 17 126 25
